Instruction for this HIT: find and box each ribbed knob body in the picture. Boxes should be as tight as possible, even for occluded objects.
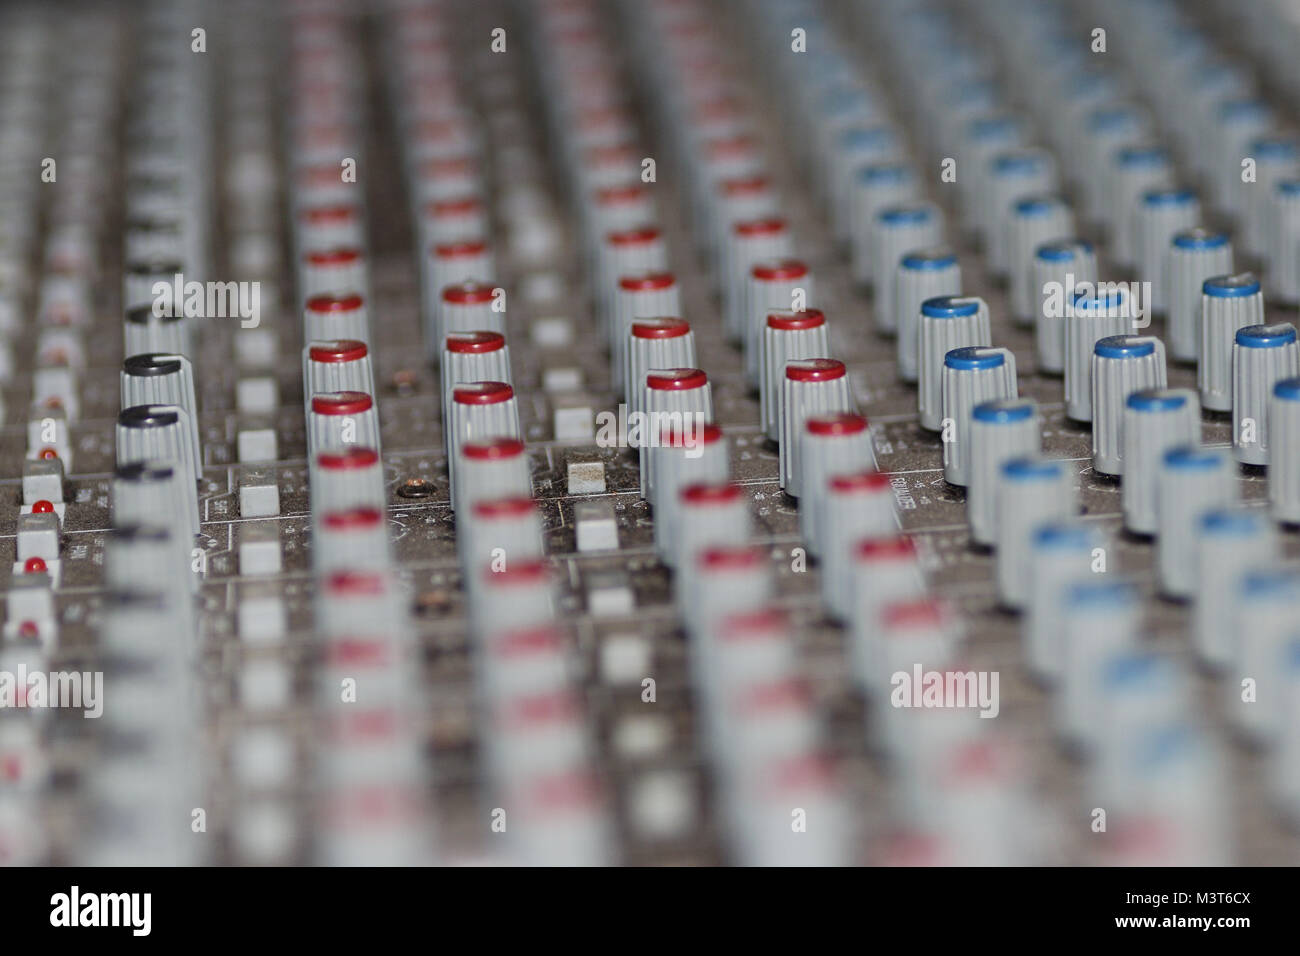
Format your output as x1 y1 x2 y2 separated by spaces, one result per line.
995 456 1076 608
423 241 495 349
599 228 669 342
670 483 752 577
612 273 681 392
112 463 194 549
828 124 900 242
1079 104 1149 224
1166 229 1232 362
640 369 714 498
1006 196 1073 323
300 248 369 306
1121 388 1202 533
1269 378 1300 522
850 163 918 286
121 354 200 472
109 466 197 591
982 148 1058 277
1192 508 1277 669
471 560 554 640
760 310 828 441
455 437 531 518
1200 272 1263 412
1132 188 1200 313
447 382 521 508
1243 135 1299 263
847 537 926 675
1232 323 1299 464
723 220 791 342
870 202 942 334
459 497 544 591
1065 288 1136 422
819 471 899 619
1090 335 1168 475
744 260 813 385
312 447 386 514
115 404 201 534
941 347 1018 486
305 339 376 406
105 524 187 595
680 546 772 639
958 112 1026 231
797 414 877 554
1105 145 1173 267
1023 520 1106 682
895 248 961 384
625 318 696 417
124 306 190 359
651 424 728 564
437 282 505 352
1156 446 1237 598
440 331 511 438
1032 239 1097 374
1270 181 1300 303
315 507 392 575
1212 101 1273 210
1058 580 1139 750
304 293 370 344
919 295 991 432
1229 570 1300 744
967 398 1041 546
779 360 853 496
308 391 380 457
709 177 779 264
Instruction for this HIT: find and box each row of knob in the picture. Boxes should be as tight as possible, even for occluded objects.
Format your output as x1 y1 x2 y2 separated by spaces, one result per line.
876 0 1292 850
629 0 910 862
96 0 215 866
747 0 1056 865
759 0 1284 863
392 0 619 863
3 0 129 663
17 0 1300 864
286 2 442 866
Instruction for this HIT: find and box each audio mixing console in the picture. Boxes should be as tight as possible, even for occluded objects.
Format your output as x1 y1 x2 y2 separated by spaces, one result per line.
1 0 1300 868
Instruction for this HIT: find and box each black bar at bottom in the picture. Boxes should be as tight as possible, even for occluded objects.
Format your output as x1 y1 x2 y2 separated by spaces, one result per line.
0 865 1277 941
